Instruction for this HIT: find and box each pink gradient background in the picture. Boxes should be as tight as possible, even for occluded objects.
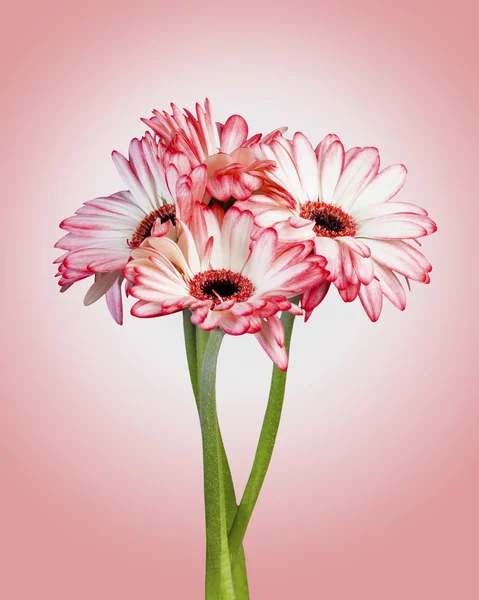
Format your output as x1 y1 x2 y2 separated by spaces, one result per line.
1 0 478 598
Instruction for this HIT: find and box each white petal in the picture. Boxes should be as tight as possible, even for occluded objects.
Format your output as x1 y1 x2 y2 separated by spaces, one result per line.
84 272 120 306
355 201 427 220
350 164 407 215
112 150 153 213
372 261 406 310
339 236 371 257
320 140 344 204
243 228 278 284
255 318 288 371
357 218 428 239
366 239 429 282
358 279 383 321
293 132 320 202
105 275 124 324
229 210 255 272
149 234 197 277
332 147 380 211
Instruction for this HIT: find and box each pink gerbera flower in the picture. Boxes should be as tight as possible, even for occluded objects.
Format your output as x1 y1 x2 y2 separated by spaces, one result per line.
238 133 437 321
142 99 278 203
123 207 328 369
54 133 205 324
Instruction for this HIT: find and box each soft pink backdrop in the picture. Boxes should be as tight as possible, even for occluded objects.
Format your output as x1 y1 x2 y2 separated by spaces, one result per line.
1 0 478 598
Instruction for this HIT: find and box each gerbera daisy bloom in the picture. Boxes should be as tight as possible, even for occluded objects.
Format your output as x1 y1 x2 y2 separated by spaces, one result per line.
123 206 328 369
238 132 437 321
142 99 278 203
54 132 206 324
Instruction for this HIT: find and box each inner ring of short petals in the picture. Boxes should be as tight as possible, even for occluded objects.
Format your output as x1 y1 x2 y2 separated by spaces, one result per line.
189 269 255 306
300 201 357 238
128 204 176 248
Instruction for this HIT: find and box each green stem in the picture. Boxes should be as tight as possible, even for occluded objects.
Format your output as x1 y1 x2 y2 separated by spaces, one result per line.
196 326 210 392
183 310 199 405
199 329 235 600
182 313 249 598
228 306 298 561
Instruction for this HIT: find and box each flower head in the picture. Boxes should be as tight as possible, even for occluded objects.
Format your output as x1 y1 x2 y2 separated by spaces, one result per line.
124 206 328 369
54 133 205 324
142 99 277 203
239 133 437 321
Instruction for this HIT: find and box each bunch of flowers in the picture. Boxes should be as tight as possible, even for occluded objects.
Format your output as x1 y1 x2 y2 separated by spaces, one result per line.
55 100 436 599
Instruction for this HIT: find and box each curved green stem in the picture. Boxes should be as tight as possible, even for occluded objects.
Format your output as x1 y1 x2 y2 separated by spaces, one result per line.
182 313 249 599
199 329 235 599
228 306 297 561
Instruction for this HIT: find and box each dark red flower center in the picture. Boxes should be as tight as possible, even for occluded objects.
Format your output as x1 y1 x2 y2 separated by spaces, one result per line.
189 269 255 306
300 201 356 238
128 204 176 248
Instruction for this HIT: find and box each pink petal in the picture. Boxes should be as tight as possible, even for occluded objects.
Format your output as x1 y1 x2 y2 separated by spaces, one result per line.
65 248 128 272
314 237 342 281
204 152 234 177
228 210 255 272
265 314 285 346
165 164 180 200
261 260 323 293
293 132 320 202
129 137 157 203
270 240 315 272
191 304 210 325
354 201 427 220
112 149 152 213
274 219 315 242
105 275 124 324
131 300 165 318
320 140 345 204
220 115 249 153
344 147 361 167
268 140 305 201
198 310 223 330
167 151 191 178
316 134 340 163
357 217 428 240
214 299 237 311
60 214 134 233
373 261 406 310
395 240 432 273
338 282 361 302
88 255 130 272
254 207 294 228
243 228 278 282
366 239 430 282
350 164 408 214
190 164 208 200
255 318 288 371
207 174 234 202
201 236 214 270
333 147 380 211
84 272 120 306
218 314 250 336
230 177 252 201
151 218 172 238
302 279 331 321
350 252 375 286
358 279 383 322
334 243 355 290
338 236 371 257
230 146 255 166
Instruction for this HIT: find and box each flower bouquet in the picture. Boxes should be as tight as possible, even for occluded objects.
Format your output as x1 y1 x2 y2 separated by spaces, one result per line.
54 100 436 599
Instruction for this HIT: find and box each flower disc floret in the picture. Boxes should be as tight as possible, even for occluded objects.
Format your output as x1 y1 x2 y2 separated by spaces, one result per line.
189 269 255 305
128 204 176 248
299 201 357 238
